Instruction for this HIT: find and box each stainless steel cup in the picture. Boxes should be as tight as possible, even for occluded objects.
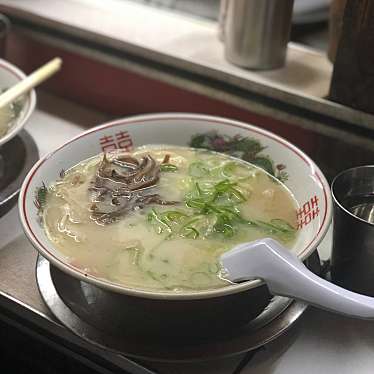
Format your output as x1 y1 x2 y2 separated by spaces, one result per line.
224 0 294 70
331 165 374 296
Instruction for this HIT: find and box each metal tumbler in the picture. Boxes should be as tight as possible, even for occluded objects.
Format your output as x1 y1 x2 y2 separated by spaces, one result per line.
224 0 294 70
331 166 374 296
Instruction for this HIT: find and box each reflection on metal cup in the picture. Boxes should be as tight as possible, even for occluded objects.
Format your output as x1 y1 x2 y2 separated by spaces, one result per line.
331 165 374 296
224 0 294 70
0 14 10 58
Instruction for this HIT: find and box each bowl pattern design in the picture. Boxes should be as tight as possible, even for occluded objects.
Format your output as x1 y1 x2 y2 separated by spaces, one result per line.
19 113 332 300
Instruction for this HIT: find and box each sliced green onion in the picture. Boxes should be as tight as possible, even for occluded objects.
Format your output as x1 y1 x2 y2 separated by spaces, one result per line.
163 210 188 222
188 161 209 178
147 209 172 233
181 226 199 239
160 163 178 172
146 158 295 242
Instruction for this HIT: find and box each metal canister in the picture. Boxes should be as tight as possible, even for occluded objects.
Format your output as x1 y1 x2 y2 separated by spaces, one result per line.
331 166 374 296
224 0 294 70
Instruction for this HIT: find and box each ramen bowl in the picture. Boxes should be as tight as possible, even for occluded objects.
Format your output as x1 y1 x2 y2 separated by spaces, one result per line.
0 59 36 147
19 113 332 337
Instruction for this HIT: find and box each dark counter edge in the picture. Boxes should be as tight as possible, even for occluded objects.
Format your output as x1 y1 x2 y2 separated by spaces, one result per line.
0 290 157 374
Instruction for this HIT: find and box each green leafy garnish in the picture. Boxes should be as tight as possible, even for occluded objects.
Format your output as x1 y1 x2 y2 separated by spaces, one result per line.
214 214 234 237
180 224 200 239
188 161 209 178
186 180 246 210
34 183 48 213
147 208 174 234
248 219 296 242
160 164 178 172
222 162 237 177
147 158 296 242
148 178 248 239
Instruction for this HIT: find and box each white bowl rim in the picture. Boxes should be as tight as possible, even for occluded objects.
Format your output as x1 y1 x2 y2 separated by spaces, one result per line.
19 113 332 300
0 58 37 147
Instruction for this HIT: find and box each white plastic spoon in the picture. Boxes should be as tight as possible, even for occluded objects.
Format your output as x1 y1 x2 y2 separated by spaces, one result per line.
220 238 374 319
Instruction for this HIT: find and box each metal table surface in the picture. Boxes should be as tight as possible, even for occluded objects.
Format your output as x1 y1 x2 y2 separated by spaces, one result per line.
1 93 374 374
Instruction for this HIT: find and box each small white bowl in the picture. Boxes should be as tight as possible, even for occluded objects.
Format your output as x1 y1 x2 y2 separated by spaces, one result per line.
19 113 332 300
0 59 36 147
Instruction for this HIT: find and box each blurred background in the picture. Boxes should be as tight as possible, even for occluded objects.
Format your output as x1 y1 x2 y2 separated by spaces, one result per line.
130 0 330 50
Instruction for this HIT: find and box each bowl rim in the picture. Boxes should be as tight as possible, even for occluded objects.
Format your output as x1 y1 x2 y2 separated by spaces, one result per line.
0 58 37 147
19 113 332 300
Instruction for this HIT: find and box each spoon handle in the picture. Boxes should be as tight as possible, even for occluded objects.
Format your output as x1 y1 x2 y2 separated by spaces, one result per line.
221 238 374 319
0 57 62 108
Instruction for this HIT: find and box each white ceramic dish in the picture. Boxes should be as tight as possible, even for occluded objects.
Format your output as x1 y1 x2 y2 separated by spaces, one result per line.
19 113 332 300
0 59 36 147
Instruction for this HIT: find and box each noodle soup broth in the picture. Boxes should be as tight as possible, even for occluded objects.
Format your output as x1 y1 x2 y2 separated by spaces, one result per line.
40 145 299 292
